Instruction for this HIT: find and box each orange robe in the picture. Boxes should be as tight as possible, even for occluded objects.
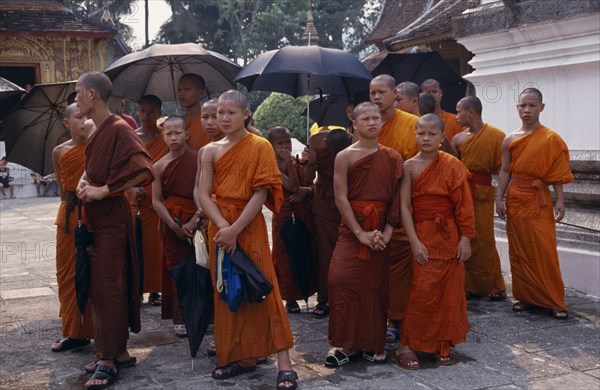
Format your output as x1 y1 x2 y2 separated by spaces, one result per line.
159 148 198 324
186 114 211 151
85 114 153 359
55 144 93 339
458 124 506 296
329 147 403 354
379 108 419 321
208 133 293 367
126 135 168 293
402 152 475 356
440 110 464 142
272 161 318 301
506 125 573 310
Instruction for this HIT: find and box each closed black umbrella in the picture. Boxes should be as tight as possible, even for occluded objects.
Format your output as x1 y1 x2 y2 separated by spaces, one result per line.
280 211 313 304
169 255 214 358
74 200 92 315
135 201 144 295
229 246 273 303
371 52 469 113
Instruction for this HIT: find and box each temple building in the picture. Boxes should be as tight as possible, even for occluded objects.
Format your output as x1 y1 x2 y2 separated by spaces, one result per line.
0 0 131 87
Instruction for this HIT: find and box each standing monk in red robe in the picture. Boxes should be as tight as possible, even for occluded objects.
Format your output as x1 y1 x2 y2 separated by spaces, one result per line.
496 88 573 319
126 95 168 306
199 90 298 390
76 72 153 389
370 75 418 343
178 73 211 150
326 102 402 367
452 96 507 301
420 79 465 141
397 114 475 369
152 116 198 337
50 103 93 352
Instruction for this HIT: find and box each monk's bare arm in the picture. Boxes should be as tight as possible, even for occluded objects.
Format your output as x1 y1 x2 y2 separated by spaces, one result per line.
552 183 566 222
495 135 513 220
303 136 318 183
193 147 205 212
198 146 229 230
400 161 428 264
52 145 64 199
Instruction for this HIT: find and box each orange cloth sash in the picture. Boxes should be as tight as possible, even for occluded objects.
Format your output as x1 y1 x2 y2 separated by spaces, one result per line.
350 200 387 261
468 170 492 204
412 195 454 240
164 196 196 222
510 173 547 214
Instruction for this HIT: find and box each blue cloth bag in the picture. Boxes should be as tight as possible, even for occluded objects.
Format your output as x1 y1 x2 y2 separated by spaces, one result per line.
216 246 243 312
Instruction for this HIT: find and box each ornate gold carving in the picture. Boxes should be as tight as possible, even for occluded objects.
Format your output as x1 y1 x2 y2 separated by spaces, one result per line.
0 36 54 61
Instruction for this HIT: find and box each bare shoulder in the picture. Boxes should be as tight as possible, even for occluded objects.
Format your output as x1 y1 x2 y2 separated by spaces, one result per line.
452 131 471 149
52 140 74 159
504 129 527 145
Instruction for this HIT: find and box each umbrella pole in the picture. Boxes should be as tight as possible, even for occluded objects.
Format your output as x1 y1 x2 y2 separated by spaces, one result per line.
306 74 311 143
169 62 180 114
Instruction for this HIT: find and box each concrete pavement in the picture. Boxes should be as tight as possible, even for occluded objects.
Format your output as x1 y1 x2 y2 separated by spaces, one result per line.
0 196 599 389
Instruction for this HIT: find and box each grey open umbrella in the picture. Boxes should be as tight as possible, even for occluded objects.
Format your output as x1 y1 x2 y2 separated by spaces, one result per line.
0 77 26 120
104 43 241 102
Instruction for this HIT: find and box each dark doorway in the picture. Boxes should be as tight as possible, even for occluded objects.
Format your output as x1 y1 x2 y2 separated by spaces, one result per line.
0 65 39 90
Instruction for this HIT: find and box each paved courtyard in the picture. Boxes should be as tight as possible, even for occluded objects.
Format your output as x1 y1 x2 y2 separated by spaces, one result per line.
0 197 598 389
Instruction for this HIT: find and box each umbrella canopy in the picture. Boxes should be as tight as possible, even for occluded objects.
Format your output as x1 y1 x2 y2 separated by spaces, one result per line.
0 77 26 120
234 45 372 98
170 255 214 358
104 43 241 102
1 82 75 175
75 201 92 315
305 95 350 128
371 52 469 113
280 212 313 304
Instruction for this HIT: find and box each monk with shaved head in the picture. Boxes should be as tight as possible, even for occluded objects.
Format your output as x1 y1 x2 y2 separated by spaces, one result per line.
394 81 420 116
420 78 465 141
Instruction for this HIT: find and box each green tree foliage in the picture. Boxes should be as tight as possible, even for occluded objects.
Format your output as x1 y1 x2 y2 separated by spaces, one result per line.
254 93 312 141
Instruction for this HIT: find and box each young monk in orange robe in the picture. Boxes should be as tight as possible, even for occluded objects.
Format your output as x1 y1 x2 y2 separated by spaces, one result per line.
370 75 418 342
496 88 573 319
152 116 198 337
453 96 507 300
126 95 168 305
268 126 317 314
397 114 475 369
178 73 211 150
326 102 402 367
76 72 153 388
420 79 465 141
199 90 297 390
50 103 93 352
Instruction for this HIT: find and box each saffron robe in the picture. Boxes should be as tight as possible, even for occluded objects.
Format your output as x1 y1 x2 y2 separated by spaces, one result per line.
458 124 506 296
379 108 419 321
272 161 318 301
329 147 403 354
126 135 168 293
506 125 573 310
440 110 464 142
402 152 475 356
208 133 294 367
55 143 93 339
85 114 153 359
159 148 198 323
310 135 340 304
187 114 211 151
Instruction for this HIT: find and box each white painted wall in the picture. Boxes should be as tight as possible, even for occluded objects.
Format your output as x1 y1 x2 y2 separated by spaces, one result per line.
458 14 600 153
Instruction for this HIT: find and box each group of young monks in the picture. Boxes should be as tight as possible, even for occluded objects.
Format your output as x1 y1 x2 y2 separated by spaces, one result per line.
47 69 572 389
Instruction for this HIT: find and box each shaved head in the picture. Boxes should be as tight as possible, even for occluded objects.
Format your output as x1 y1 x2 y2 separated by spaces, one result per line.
420 78 441 91
417 113 445 133
352 101 379 119
395 81 420 99
78 72 112 102
63 102 79 119
418 93 436 115
179 73 206 91
267 126 290 142
520 87 543 103
325 129 351 155
371 74 396 90
139 94 162 111
162 115 187 130
458 96 483 116
218 89 247 110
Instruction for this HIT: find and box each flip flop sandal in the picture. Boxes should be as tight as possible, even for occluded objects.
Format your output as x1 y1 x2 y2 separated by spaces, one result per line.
437 354 457 366
207 342 217 357
286 301 301 314
211 362 256 380
385 327 399 343
257 357 268 365
86 364 118 389
85 357 137 374
324 349 358 368
395 350 420 370
276 370 298 390
512 302 529 312
552 308 569 320
175 325 187 338
312 303 329 319
361 351 387 364
51 337 90 352
489 292 507 301
149 293 162 306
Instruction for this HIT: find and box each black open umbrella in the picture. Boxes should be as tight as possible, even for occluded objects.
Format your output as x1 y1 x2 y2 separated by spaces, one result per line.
74 200 92 316
280 211 313 304
305 95 350 128
0 77 26 120
105 43 241 103
135 201 144 295
371 52 468 113
169 255 214 359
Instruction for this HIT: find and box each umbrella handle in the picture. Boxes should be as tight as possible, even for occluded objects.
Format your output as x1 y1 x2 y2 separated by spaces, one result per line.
77 198 83 227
